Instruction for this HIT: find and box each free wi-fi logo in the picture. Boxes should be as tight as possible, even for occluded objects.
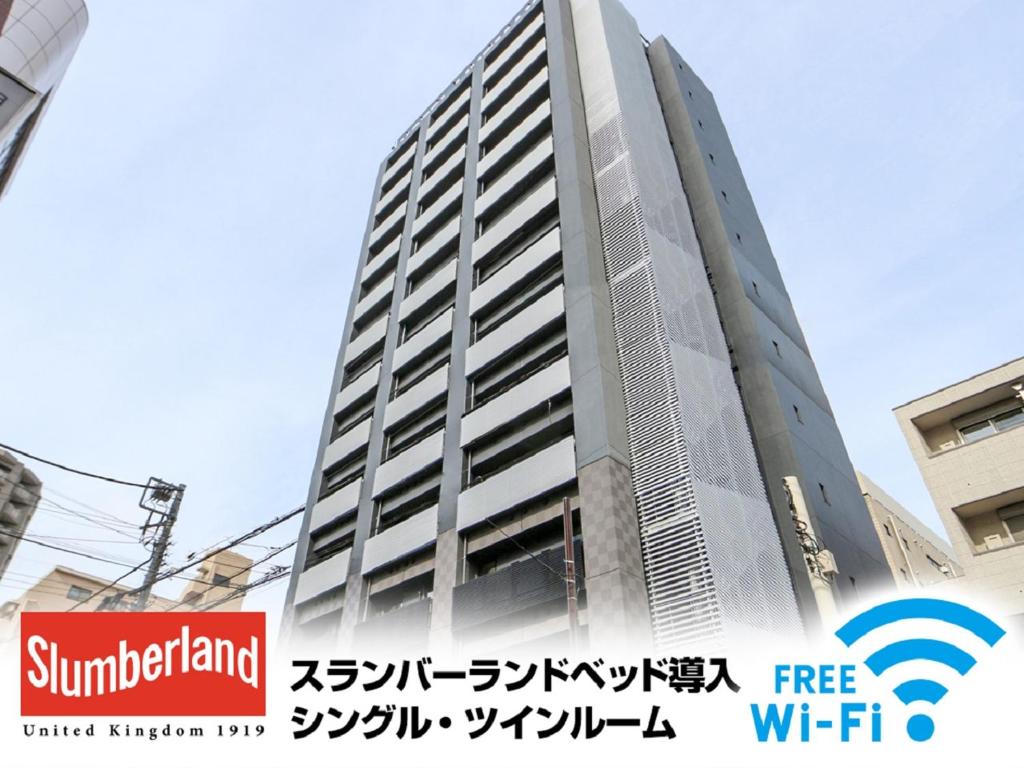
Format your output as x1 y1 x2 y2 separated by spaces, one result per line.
835 597 1005 742
752 597 1006 744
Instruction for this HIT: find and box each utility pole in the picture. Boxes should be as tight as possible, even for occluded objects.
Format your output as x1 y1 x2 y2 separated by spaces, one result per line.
562 497 579 651
134 479 184 611
782 476 838 628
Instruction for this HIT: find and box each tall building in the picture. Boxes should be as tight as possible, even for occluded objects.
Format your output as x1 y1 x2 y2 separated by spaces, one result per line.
856 471 961 589
0 0 88 200
283 0 889 654
895 357 1024 620
0 448 40 581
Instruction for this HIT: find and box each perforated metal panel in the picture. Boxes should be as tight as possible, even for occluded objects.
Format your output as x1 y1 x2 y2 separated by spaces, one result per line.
570 0 801 650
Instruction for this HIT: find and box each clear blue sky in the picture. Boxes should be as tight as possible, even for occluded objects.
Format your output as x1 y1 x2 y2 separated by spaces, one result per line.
1 0 1021 625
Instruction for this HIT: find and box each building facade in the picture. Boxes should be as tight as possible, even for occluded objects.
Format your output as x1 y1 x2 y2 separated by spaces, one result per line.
0 550 254 642
283 0 889 654
0 448 41 581
895 357 1024 619
856 471 961 589
0 0 88 200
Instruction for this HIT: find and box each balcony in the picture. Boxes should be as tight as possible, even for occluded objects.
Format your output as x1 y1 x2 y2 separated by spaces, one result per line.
482 35 547 115
310 478 362 533
392 307 454 374
408 216 461 279
375 168 411 217
294 548 351 605
373 429 446 499
413 180 464 240
470 226 560 317
424 111 469 170
477 100 551 180
472 176 557 266
418 145 466 202
362 236 401 287
479 66 548 145
353 272 395 326
385 363 450 430
361 505 439 575
429 85 470 140
343 312 389 366
322 417 372 472
462 357 571 447
335 362 380 417
352 598 432 651
465 283 564 377
382 141 416 187
484 11 544 83
457 436 576 531
451 539 583 633
476 135 554 221
400 259 458 323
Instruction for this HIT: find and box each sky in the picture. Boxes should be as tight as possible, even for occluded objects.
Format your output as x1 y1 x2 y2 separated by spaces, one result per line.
0 0 1021 629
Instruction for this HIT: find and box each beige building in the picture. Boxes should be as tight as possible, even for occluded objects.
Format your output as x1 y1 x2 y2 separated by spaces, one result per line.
173 549 253 611
0 448 41 580
0 549 254 642
857 471 961 589
895 357 1024 618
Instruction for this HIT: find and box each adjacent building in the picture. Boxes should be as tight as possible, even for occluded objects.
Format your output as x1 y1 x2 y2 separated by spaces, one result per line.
0 0 88 200
856 471 961 589
895 357 1024 619
173 549 254 612
283 0 890 654
0 448 41 581
0 550 254 641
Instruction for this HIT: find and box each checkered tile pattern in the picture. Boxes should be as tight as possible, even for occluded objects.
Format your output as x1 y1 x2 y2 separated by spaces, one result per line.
428 528 460 651
578 457 652 651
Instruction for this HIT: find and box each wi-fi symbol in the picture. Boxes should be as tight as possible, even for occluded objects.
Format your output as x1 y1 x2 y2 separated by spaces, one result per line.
836 597 1005 742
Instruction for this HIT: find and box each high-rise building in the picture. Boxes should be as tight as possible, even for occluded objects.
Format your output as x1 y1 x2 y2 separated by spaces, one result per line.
283 0 890 654
856 471 961 589
0 0 88 200
0 448 41 581
895 357 1024 621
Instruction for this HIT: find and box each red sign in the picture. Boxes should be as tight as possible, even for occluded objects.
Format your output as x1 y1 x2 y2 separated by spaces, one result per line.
20 612 265 716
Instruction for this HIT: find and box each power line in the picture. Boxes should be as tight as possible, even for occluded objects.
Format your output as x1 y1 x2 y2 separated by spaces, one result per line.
1 529 140 568
161 541 295 612
0 441 152 489
66 558 153 612
196 567 292 612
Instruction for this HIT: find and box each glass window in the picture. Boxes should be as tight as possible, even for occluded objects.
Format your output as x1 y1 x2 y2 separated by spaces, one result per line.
960 420 996 444
66 585 92 601
993 406 1024 432
1000 503 1024 543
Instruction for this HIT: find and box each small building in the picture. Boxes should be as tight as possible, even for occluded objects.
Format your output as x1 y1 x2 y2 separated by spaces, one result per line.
856 471 961 588
894 356 1024 619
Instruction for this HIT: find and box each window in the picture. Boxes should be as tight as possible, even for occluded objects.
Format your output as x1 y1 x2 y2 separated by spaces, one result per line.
899 568 909 582
708 153 715 165
999 502 1024 544
687 89 693 99
819 483 831 506
698 119 704 130
958 403 1024 444
67 585 92 601
793 404 803 424
720 190 728 203
736 232 742 244
752 281 760 297
883 523 892 537
772 340 782 357
212 573 232 588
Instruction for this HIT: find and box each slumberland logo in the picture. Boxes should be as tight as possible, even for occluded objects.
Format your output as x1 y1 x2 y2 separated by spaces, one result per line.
21 612 265 716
